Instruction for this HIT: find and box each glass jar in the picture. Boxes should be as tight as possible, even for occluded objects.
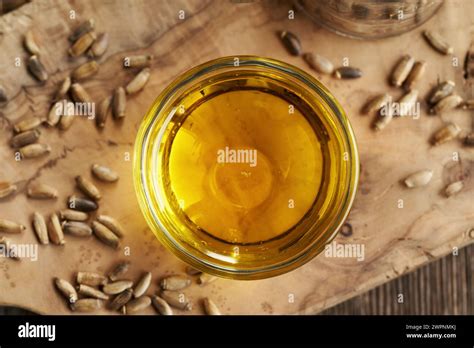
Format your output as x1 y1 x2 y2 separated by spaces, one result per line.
133 56 359 279
294 0 444 39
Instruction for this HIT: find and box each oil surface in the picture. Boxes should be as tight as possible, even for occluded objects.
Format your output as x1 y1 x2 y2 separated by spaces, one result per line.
168 88 324 244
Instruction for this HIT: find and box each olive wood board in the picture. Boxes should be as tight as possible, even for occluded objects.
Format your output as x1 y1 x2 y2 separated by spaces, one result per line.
0 0 473 315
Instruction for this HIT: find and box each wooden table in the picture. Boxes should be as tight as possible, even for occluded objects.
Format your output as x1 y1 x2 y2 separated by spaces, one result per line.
324 243 474 315
0 0 473 314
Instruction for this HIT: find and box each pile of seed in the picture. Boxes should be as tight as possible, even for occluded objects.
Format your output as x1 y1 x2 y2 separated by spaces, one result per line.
0 18 155 252
277 28 473 197
54 261 221 315
0 162 122 249
0 17 227 315
3 18 152 163
361 31 472 195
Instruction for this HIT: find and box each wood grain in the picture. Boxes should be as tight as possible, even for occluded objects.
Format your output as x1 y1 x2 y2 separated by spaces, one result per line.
0 0 473 315
323 243 474 315
2 242 472 315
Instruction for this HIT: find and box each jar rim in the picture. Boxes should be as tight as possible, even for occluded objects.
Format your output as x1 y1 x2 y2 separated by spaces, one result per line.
133 55 359 279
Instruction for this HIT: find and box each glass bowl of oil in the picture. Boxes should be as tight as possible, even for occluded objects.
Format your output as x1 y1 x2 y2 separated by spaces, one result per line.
134 56 359 280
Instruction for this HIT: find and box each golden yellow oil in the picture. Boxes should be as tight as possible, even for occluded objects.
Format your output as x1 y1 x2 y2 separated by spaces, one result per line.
169 89 323 244
135 57 358 278
158 70 343 249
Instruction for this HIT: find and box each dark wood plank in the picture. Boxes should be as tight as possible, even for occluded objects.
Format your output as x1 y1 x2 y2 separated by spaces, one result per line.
321 244 474 315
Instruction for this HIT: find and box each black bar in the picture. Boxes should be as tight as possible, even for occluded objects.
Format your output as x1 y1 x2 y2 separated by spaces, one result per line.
0 315 472 346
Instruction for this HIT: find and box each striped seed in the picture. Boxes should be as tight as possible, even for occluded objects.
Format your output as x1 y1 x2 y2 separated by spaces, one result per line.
108 261 131 281
91 164 119 182
48 213 65 245
76 175 101 201
427 80 455 106
279 30 301 56
431 122 461 146
112 87 126 118
391 55 415 87
92 221 120 249
27 182 58 199
77 271 107 286
302 52 334 74
109 288 133 311
151 295 173 315
123 55 154 68
62 221 92 237
77 284 109 300
19 143 51 158
96 215 124 238
71 298 103 312
68 31 97 57
70 83 92 103
124 296 151 314
373 106 394 131
334 66 362 79
88 32 109 58
423 30 453 55
430 94 463 114
396 90 419 117
403 61 426 91
47 101 64 127
54 278 78 303
96 96 111 128
0 219 25 234
103 280 133 295
27 55 48 82
68 195 98 212
133 272 152 298
54 77 71 102
13 117 42 133
404 170 433 188
362 93 391 115
58 209 89 222
10 129 40 148
32 212 49 244
125 68 150 94
160 275 191 291
58 114 75 131
71 61 99 81
160 290 192 311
